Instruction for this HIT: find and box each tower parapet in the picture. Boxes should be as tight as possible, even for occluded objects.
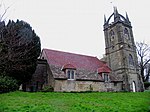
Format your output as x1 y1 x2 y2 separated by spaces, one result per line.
104 7 131 30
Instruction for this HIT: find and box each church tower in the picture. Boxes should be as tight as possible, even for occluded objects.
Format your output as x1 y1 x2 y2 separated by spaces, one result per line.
103 7 144 92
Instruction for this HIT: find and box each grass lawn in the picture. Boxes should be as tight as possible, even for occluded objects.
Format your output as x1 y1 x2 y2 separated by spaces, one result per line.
0 91 150 112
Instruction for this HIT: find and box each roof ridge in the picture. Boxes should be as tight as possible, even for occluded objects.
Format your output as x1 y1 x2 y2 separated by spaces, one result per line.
43 48 98 59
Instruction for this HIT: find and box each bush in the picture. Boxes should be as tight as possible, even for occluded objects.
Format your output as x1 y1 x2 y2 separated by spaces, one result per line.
0 75 19 93
144 82 150 89
41 86 54 92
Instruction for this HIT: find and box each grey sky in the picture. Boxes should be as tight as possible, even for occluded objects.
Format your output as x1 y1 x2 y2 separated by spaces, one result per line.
2 0 150 58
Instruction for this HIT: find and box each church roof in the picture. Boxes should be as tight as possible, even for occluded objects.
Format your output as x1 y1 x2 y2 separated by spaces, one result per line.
40 48 114 81
41 48 109 72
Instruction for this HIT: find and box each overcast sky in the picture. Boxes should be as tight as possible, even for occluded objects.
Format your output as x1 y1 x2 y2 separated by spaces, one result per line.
2 0 150 58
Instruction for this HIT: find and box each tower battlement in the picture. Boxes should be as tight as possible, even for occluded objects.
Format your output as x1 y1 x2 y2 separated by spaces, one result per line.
104 7 131 30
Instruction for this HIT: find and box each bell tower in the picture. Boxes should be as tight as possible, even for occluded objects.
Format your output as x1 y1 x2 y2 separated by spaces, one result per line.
103 7 144 91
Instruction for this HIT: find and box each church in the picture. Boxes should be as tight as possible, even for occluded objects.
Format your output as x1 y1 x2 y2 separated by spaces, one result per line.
25 8 144 92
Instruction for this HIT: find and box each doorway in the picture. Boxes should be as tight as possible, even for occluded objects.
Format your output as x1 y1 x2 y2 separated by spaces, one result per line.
132 81 136 92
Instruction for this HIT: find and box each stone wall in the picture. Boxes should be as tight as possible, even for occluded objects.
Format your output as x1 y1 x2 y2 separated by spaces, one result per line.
54 80 122 92
25 59 47 91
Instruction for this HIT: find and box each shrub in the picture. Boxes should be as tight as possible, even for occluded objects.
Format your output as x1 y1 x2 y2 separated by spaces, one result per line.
144 82 150 89
0 75 19 93
41 86 54 92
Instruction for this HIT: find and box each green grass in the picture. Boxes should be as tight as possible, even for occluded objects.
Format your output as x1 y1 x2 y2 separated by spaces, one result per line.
0 91 150 112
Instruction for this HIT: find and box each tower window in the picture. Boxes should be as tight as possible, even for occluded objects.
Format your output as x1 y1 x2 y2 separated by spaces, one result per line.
109 30 115 42
112 46 114 49
129 54 134 66
124 28 130 39
109 30 115 37
128 45 131 48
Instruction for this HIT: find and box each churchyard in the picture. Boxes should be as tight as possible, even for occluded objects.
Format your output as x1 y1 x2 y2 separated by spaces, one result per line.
0 91 150 112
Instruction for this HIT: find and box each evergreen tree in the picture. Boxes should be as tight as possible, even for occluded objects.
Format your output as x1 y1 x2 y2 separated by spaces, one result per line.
0 20 41 86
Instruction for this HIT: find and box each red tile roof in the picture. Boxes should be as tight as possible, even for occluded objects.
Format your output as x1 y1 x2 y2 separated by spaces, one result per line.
41 49 111 72
97 65 111 73
62 64 76 70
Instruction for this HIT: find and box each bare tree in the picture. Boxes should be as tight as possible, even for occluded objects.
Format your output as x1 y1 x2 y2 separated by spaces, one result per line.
0 0 10 22
145 63 150 82
136 42 150 82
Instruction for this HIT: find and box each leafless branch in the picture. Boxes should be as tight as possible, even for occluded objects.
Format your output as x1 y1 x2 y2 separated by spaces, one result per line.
136 41 150 82
0 1 11 22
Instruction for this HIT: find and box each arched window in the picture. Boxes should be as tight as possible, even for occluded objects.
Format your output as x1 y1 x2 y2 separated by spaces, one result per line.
124 28 130 39
109 30 115 36
129 54 134 66
109 30 115 41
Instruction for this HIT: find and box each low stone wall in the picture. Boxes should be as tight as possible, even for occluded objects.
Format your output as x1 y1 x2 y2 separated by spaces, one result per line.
54 80 122 92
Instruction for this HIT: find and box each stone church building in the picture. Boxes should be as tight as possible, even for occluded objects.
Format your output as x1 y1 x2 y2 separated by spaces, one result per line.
25 8 144 92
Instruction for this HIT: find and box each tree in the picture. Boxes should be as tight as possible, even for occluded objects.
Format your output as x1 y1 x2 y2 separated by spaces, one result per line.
0 0 11 22
136 42 150 82
144 63 150 82
0 20 41 85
